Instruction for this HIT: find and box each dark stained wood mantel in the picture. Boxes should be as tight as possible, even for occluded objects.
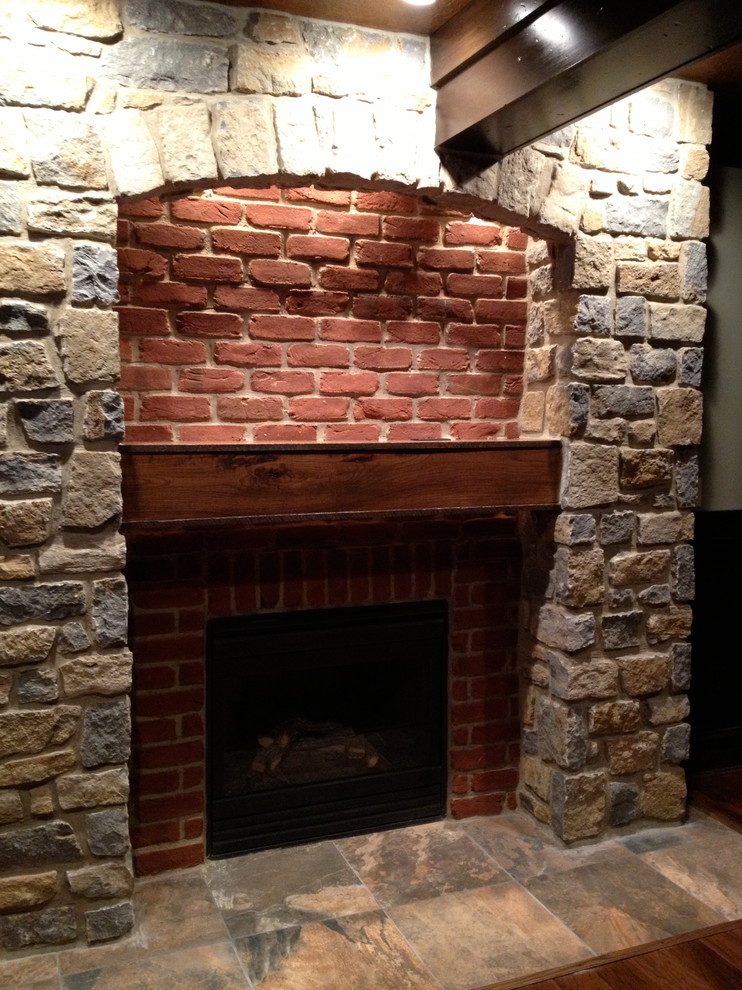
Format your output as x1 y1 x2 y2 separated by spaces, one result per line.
121 441 561 527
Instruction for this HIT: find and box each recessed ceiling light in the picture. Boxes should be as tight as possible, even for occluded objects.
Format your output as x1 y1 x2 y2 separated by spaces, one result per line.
402 0 436 6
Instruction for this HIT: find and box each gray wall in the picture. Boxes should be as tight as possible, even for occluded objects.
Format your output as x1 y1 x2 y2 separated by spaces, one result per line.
701 164 742 510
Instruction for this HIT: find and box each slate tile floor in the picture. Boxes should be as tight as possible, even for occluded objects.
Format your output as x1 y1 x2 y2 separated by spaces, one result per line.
3 810 742 990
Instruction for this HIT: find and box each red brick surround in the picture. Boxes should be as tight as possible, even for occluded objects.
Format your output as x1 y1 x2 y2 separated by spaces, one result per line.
126 516 522 875
117 186 528 444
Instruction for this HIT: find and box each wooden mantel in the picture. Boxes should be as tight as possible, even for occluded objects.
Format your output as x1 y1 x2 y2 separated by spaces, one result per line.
121 441 561 527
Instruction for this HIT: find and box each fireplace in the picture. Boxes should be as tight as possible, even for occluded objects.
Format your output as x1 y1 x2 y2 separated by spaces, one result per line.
207 600 448 856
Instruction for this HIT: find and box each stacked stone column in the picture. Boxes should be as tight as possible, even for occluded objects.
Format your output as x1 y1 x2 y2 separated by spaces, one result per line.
517 82 710 839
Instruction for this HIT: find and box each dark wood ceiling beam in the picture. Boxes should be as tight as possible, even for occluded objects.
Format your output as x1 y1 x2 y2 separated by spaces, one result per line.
434 0 742 159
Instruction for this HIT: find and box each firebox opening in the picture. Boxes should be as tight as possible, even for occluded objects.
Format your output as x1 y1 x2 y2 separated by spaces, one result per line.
207 600 448 857
207 601 448 856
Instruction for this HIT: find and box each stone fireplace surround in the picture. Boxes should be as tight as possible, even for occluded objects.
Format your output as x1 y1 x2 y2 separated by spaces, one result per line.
0 0 709 955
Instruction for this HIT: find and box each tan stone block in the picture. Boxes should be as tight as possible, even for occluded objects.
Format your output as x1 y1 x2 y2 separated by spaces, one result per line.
231 43 312 96
542 297 574 337
62 452 121 529
537 160 586 237
563 442 620 509
0 749 76 787
57 768 129 810
681 146 709 181
0 672 10 705
522 754 551 802
0 342 59 394
646 605 692 643
545 385 585 439
588 700 641 735
66 863 133 900
647 693 690 726
29 786 54 818
519 391 545 434
581 207 605 235
657 387 703 446
24 109 108 190
27 191 117 241
620 448 673 490
607 731 659 774
0 242 66 296
551 653 618 701
572 338 628 383
246 12 303 44
0 499 53 548
637 511 694 545
214 98 279 179
626 420 656 446
526 346 556 383
677 82 713 145
553 769 607 841
0 554 35 579
0 791 24 824
572 236 613 291
619 654 671 696
106 111 164 199
0 706 81 759
649 303 705 344
0 41 93 112
39 531 127 574
555 547 605 607
646 241 681 262
0 628 56 668
0 108 31 179
155 103 218 186
0 872 57 914
641 770 687 820
617 262 680 300
59 652 132 698
57 309 119 386
608 549 670 586
27 0 122 40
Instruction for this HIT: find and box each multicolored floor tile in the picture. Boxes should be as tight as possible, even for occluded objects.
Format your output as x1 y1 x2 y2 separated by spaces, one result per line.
235 909 441 990
62 942 248 990
389 882 592 990
337 820 507 907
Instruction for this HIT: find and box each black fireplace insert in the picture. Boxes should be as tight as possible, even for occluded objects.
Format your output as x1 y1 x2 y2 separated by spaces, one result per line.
207 600 448 856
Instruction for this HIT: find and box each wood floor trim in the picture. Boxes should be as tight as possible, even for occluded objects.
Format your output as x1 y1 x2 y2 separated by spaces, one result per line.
476 919 742 990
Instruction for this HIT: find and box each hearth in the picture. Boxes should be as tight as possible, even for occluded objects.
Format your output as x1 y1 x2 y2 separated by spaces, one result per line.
207 600 448 856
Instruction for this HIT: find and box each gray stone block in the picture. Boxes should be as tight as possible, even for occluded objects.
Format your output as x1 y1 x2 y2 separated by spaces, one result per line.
672 543 695 601
0 583 85 627
629 343 676 384
124 0 238 36
0 821 82 870
608 782 639 826
592 385 655 419
16 400 74 445
601 611 643 650
24 110 108 191
675 450 699 508
671 643 692 691
81 699 131 768
554 513 597 546
0 453 61 495
536 603 595 653
679 347 703 387
0 905 77 951
102 38 229 93
615 295 647 341
638 584 671 605
86 901 134 943
662 722 691 763
575 295 612 337
72 244 119 306
537 697 588 771
604 196 667 237
16 668 59 704
0 182 22 234
599 511 634 545
0 301 49 336
92 578 128 648
680 240 707 304
87 807 130 857
58 621 92 655
83 391 124 442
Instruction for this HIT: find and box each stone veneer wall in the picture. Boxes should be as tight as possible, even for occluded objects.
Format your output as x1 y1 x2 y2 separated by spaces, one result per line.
0 0 711 955
118 188 527 442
